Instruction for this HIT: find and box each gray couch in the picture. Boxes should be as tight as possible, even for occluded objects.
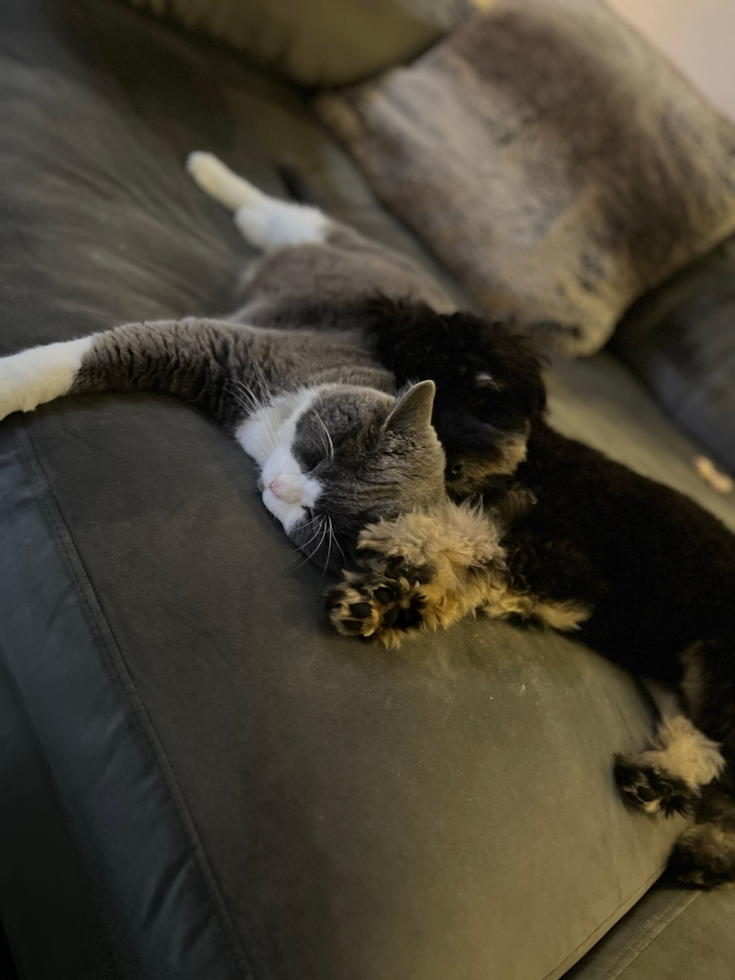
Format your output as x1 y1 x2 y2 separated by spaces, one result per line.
1 2 734 978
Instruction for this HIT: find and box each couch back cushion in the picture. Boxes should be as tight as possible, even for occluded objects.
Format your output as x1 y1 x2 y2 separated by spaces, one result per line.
126 0 476 86
611 233 735 477
318 0 735 356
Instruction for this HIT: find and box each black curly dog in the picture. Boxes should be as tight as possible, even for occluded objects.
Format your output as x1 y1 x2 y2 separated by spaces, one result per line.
327 297 735 889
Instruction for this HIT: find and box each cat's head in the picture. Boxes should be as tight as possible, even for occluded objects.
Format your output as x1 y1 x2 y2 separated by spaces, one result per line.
239 381 446 570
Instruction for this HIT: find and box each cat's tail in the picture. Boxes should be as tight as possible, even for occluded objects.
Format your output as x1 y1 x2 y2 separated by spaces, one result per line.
186 151 328 252
670 781 735 888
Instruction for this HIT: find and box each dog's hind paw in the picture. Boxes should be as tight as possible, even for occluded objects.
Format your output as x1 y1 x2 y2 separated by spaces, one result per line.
614 754 698 816
669 822 735 889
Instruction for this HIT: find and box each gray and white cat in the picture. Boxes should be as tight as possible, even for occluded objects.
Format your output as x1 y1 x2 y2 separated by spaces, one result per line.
0 153 457 569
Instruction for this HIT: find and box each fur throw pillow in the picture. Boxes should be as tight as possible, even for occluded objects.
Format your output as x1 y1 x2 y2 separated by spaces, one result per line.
319 0 735 356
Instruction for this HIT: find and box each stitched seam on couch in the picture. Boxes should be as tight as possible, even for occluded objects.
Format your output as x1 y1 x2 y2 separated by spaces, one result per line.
13 419 256 980
540 864 670 980
599 891 700 980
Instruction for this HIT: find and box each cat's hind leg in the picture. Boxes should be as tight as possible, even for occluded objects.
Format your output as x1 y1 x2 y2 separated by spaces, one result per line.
614 687 725 816
186 151 263 211
186 151 328 251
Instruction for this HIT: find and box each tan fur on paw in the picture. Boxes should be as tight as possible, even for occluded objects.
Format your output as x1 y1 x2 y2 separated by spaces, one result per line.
358 500 505 572
326 502 508 645
325 574 427 647
325 501 589 645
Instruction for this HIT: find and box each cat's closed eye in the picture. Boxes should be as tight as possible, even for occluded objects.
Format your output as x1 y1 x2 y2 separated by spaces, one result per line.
298 446 328 472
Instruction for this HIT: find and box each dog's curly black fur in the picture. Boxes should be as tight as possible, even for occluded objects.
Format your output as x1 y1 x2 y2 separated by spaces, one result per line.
329 295 735 889
345 297 548 493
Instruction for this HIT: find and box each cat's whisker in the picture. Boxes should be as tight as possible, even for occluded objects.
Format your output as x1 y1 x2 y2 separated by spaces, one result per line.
288 519 324 559
262 414 281 456
245 371 282 455
226 376 256 402
293 517 319 551
288 517 329 574
226 377 265 418
314 410 334 461
319 517 335 587
250 358 272 408
329 516 347 567
312 518 332 565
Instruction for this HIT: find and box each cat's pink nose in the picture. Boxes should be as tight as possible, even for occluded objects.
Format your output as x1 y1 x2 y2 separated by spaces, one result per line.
268 475 303 505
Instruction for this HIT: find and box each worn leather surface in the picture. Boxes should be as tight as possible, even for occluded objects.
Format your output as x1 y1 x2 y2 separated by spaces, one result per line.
1 2 734 979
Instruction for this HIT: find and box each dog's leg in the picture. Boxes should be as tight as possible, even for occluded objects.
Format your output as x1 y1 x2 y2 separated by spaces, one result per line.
615 685 725 816
186 151 328 251
665 638 735 887
326 502 505 646
669 786 735 888
326 502 590 646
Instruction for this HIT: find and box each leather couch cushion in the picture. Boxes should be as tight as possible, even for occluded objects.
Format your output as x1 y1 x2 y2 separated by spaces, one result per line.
1 2 732 978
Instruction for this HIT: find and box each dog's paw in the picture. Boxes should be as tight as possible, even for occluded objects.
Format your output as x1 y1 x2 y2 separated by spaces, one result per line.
325 504 505 644
614 754 698 816
324 521 441 645
668 823 735 889
325 572 427 647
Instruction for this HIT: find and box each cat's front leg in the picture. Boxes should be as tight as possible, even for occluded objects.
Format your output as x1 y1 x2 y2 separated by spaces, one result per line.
326 502 508 646
0 319 255 428
0 337 95 420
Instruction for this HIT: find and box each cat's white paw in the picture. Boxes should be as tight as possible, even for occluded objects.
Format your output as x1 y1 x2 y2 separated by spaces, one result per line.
186 151 263 212
232 204 274 251
233 199 328 251
0 337 92 421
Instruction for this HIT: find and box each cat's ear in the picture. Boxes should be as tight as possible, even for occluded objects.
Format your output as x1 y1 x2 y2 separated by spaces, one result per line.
383 380 436 437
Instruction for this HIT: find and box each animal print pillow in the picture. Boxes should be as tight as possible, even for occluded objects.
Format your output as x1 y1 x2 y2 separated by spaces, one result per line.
319 0 735 356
